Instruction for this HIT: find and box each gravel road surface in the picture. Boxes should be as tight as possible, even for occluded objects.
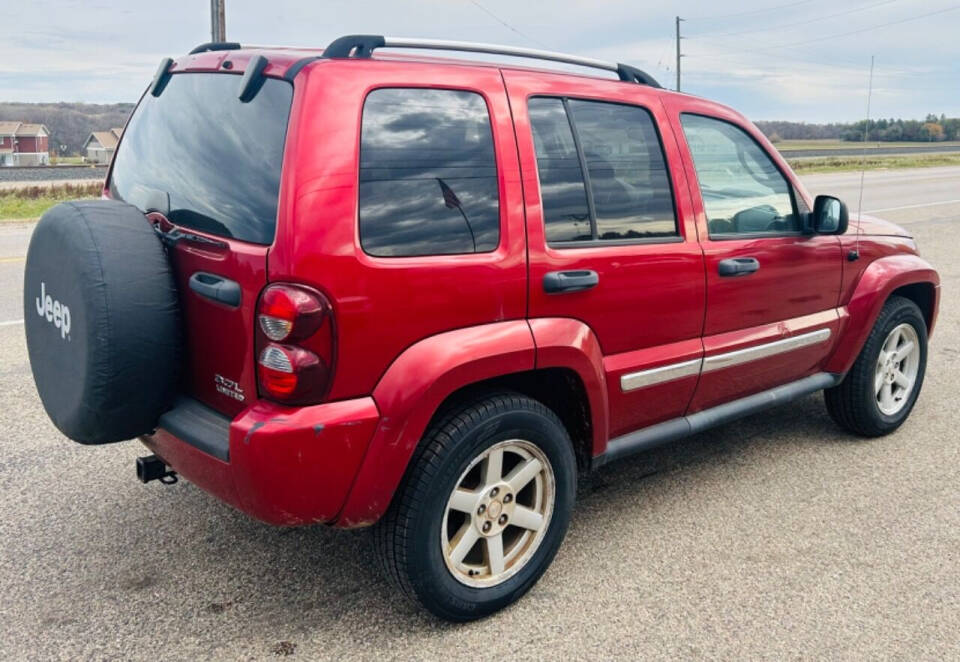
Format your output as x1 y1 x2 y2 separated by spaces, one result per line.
0 168 957 660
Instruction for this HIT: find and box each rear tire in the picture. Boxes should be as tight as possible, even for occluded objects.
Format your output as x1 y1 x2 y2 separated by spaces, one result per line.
373 393 576 621
825 296 927 437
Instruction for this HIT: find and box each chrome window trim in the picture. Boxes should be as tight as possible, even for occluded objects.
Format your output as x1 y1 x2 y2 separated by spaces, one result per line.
702 328 831 373
619 328 832 392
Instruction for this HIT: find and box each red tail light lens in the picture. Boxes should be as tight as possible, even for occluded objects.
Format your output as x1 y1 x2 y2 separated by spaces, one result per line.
256 284 335 405
257 344 329 401
258 285 326 342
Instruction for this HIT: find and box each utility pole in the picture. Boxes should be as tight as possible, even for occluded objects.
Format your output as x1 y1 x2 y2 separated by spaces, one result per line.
675 16 684 92
211 0 226 42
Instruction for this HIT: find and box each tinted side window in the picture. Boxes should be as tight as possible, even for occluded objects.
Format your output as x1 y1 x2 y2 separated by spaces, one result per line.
529 97 677 245
680 114 798 236
567 100 677 240
359 88 499 257
528 98 592 242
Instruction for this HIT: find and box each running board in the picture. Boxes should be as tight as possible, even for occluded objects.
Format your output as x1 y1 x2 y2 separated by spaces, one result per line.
593 372 843 468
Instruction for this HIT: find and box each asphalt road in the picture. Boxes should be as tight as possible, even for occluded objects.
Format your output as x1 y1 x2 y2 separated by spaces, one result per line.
1 168 958 660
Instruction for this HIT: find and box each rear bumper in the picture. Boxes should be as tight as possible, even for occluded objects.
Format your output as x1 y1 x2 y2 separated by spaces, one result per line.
141 396 380 526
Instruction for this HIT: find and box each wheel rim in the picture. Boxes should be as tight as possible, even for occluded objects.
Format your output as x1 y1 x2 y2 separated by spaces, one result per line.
440 439 555 588
875 323 920 416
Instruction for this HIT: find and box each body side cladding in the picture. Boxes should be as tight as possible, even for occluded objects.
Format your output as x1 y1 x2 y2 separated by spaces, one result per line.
595 372 842 468
825 254 939 375
335 320 536 527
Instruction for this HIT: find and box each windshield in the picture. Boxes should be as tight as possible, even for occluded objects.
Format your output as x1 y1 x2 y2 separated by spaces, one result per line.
110 73 293 245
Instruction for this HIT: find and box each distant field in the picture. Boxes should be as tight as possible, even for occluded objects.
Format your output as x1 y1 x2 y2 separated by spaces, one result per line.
787 151 960 174
50 156 87 165
775 139 960 151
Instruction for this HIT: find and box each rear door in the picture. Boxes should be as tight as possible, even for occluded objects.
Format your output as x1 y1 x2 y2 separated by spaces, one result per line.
109 69 294 417
662 97 843 411
504 70 706 438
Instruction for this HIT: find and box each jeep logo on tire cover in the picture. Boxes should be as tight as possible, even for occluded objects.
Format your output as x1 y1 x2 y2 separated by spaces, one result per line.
35 281 71 340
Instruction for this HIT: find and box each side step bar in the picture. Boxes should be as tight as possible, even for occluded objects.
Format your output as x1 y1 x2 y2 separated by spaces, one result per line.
593 372 843 468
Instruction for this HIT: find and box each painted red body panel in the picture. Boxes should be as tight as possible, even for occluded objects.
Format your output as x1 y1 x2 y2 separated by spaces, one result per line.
337 321 535 526
602 337 703 439
119 49 939 529
503 71 708 438
826 253 940 375
269 60 527 401
690 309 843 411
168 239 268 417
144 396 379 525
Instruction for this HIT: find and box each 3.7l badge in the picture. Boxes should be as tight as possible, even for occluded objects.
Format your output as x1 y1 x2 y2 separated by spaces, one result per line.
214 374 245 402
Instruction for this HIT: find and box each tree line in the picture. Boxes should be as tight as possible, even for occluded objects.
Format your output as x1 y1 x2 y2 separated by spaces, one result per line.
756 115 960 143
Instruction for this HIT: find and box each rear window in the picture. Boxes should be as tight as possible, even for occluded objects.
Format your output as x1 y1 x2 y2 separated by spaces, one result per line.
110 73 292 245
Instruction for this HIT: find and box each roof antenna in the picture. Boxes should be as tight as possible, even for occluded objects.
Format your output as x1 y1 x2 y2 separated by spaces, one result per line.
851 55 875 262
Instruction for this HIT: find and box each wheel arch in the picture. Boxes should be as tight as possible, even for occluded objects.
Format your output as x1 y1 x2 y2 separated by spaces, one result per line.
335 318 609 527
826 254 939 375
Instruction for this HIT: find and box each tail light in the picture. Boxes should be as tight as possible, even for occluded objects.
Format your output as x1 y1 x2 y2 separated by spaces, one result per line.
256 284 335 404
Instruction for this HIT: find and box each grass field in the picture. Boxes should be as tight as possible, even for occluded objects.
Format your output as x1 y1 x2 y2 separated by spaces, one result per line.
49 156 87 165
775 139 960 152
787 151 960 174
0 183 101 221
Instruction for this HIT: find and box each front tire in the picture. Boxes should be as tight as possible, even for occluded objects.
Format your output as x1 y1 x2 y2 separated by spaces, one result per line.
825 296 927 437
373 393 577 621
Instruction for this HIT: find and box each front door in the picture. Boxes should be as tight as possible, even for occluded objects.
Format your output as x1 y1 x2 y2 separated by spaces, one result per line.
664 99 843 411
504 71 706 439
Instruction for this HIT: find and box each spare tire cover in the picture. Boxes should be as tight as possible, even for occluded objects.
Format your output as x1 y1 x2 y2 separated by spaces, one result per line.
24 200 181 444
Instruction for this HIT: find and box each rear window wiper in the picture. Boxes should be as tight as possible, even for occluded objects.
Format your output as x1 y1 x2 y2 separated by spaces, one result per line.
153 223 228 249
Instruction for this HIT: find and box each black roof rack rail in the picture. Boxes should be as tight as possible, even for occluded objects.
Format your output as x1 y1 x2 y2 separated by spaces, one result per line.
189 41 242 55
318 34 661 88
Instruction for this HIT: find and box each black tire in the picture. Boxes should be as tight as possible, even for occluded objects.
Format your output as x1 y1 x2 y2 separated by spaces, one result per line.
23 200 181 444
825 296 927 437
373 392 577 621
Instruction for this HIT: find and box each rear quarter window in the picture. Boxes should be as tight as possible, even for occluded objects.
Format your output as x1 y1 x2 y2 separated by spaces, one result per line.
358 88 500 257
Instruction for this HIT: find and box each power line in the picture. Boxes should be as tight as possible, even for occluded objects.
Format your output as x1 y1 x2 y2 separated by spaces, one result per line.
465 0 552 50
688 0 900 38
695 4 960 55
690 0 817 22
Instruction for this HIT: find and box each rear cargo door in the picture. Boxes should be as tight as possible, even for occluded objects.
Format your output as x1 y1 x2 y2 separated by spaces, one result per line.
109 70 293 417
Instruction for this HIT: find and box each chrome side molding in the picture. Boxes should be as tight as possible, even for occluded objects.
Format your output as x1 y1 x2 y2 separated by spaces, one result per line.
620 328 832 392
701 328 831 373
620 358 701 392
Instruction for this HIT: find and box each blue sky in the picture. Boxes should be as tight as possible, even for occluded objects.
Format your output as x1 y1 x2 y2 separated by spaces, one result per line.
1 0 958 122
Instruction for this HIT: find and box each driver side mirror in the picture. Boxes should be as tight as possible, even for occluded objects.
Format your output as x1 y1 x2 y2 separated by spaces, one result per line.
812 195 848 235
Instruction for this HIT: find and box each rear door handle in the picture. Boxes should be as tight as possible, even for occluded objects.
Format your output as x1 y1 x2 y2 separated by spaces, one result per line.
543 269 599 294
189 272 241 307
718 257 760 277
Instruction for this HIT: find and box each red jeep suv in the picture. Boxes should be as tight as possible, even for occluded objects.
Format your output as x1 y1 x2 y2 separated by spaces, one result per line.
24 35 940 621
